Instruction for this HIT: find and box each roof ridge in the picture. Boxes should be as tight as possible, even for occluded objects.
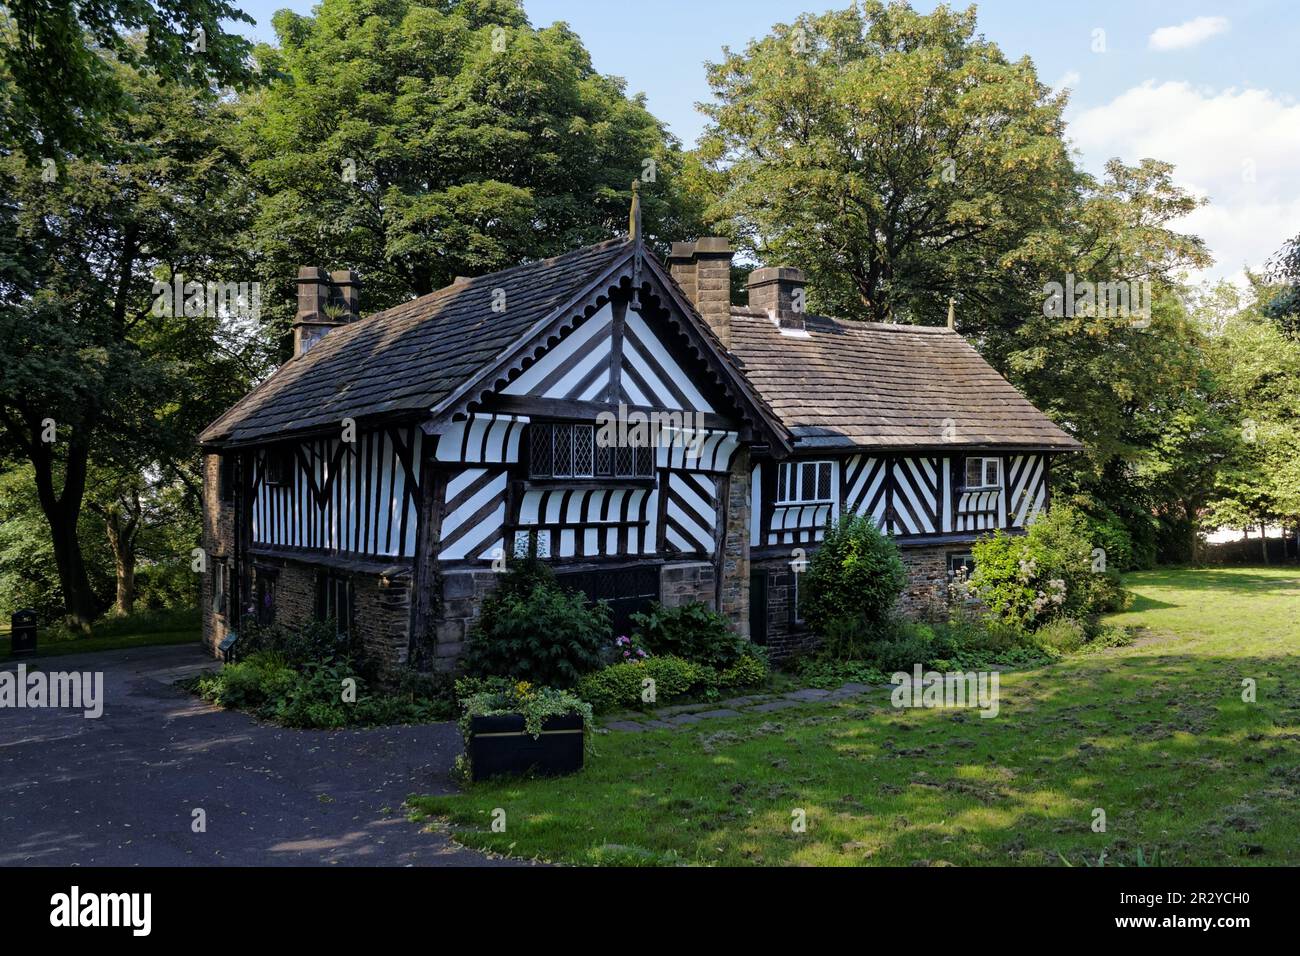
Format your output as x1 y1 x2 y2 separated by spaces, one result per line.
366 237 631 323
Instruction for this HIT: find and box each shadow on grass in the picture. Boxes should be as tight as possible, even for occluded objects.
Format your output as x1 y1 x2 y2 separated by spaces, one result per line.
414 647 1300 867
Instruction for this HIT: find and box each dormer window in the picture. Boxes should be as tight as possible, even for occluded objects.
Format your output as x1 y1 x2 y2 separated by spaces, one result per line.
964 457 1001 490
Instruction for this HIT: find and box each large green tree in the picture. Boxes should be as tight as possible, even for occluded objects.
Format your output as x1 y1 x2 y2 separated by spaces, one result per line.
241 0 704 339
0 54 259 628
0 0 257 157
698 0 1078 324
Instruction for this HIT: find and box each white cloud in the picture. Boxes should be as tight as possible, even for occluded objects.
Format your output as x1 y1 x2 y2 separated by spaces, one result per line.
1054 70 1081 93
1148 16 1230 52
1070 81 1300 284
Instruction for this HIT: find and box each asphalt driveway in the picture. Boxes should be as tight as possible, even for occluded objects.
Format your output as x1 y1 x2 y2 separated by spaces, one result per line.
0 645 514 866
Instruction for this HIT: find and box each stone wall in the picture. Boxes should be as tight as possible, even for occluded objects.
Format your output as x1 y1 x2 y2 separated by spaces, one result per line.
896 544 952 620
717 447 750 636
660 561 716 609
200 452 235 656
433 568 499 671
753 542 963 660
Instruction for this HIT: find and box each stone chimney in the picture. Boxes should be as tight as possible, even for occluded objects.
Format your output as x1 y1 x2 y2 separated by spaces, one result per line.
292 267 361 357
748 266 807 330
668 237 733 348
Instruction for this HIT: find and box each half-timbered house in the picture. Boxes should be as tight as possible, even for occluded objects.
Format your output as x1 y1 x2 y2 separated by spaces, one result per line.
200 203 1080 667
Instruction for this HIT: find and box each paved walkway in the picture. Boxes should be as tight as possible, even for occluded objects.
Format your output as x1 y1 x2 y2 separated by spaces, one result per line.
601 681 892 731
0 645 518 866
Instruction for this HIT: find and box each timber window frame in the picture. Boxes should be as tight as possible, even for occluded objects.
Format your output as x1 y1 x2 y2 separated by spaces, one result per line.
776 460 833 505
317 573 353 639
264 446 293 487
947 552 976 578
963 456 1001 491
528 422 653 481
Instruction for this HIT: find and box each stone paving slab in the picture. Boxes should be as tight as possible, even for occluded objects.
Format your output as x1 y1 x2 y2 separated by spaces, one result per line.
746 699 803 713
691 708 742 720
783 688 832 701
605 720 649 732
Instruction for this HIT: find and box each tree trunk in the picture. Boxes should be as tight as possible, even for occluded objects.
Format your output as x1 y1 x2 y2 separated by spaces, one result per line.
1260 522 1269 564
103 496 141 617
30 427 101 632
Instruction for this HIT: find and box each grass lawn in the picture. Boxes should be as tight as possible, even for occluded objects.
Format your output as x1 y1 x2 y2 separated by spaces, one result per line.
409 566 1300 866
0 608 200 662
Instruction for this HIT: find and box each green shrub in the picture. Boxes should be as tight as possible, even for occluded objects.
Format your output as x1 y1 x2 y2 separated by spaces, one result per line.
800 515 907 635
463 573 610 688
574 655 704 711
970 505 1124 632
1033 618 1087 654
235 617 355 666
716 648 769 689
196 651 296 709
630 601 744 668
574 648 769 712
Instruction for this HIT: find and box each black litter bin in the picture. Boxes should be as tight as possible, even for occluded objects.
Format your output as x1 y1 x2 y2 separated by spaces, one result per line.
10 609 37 656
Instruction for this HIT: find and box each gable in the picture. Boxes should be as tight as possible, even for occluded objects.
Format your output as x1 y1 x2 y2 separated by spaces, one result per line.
499 298 717 412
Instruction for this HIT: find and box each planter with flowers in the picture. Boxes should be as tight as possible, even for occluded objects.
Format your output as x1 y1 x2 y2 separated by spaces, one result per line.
458 681 594 782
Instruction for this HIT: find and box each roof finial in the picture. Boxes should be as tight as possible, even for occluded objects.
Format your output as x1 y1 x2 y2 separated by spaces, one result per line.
947 296 956 330
628 178 642 242
629 179 644 313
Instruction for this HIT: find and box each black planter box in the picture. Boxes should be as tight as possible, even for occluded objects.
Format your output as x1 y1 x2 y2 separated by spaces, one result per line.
467 713 585 782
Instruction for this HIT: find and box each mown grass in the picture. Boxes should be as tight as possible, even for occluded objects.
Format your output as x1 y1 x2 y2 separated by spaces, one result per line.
409 566 1300 866
0 607 200 661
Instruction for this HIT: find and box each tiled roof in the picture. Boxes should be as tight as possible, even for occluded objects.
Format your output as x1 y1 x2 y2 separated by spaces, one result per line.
200 240 632 445
728 309 1081 451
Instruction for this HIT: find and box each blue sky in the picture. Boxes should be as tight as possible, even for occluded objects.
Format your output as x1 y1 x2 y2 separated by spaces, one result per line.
227 1 1300 284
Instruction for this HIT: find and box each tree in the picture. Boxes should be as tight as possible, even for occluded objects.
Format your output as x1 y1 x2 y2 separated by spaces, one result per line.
0 0 256 158
1203 284 1300 559
697 1 1078 324
0 54 258 629
1265 232 1300 336
239 0 704 341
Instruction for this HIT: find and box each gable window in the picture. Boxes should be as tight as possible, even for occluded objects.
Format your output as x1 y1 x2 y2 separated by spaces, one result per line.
964 457 1001 490
265 447 293 486
529 422 653 480
776 460 833 505
317 573 352 638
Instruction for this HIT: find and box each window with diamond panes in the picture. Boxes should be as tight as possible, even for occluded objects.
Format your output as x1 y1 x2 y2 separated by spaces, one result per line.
777 460 833 504
553 424 574 477
530 423 652 480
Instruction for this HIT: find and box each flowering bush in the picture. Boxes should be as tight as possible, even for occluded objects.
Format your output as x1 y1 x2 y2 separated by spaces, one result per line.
969 505 1124 632
604 634 650 665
